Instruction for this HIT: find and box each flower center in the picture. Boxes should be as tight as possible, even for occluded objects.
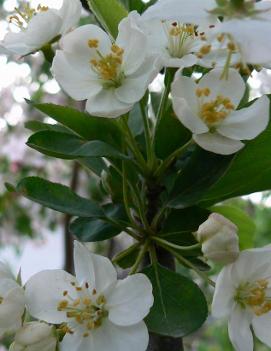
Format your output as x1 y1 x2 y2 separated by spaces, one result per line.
235 279 271 316
88 39 125 88
164 21 196 58
196 87 235 129
9 3 48 29
57 282 108 338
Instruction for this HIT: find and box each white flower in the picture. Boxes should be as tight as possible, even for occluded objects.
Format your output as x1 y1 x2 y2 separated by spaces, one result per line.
171 68 270 155
195 213 239 264
52 12 157 118
212 247 271 351
0 265 25 337
142 0 216 26
205 0 271 65
0 0 82 56
10 322 57 351
139 0 220 69
25 241 153 351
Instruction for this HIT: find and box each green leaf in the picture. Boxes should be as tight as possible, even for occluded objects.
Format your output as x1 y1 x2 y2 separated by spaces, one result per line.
155 106 191 159
25 120 72 134
27 102 122 148
17 177 103 217
79 157 107 176
210 205 256 249
162 207 210 234
143 264 208 337
87 0 128 38
27 131 128 160
70 204 127 241
169 146 234 208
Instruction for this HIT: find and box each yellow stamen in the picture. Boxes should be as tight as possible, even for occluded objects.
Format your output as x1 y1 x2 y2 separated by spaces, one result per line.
88 39 99 48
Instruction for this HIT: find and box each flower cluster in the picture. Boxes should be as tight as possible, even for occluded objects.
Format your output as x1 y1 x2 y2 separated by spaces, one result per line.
0 241 153 351
1 0 270 154
1 0 271 350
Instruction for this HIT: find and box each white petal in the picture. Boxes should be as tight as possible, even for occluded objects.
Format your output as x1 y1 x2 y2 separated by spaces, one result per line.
58 0 82 34
74 241 117 293
193 132 244 155
171 70 198 112
165 54 198 69
25 11 62 49
198 68 245 107
86 88 133 118
116 57 156 104
142 0 216 26
228 306 253 351
25 270 76 324
107 274 153 326
60 320 149 351
60 24 112 64
52 51 102 100
0 286 25 329
1 32 30 56
218 95 270 140
171 70 209 132
173 97 208 134
252 313 271 347
231 248 271 285
217 20 271 65
212 266 235 318
117 12 148 75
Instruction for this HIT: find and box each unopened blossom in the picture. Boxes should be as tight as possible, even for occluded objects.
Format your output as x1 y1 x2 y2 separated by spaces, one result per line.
10 322 57 351
25 241 153 351
195 213 239 264
0 0 82 56
0 264 25 337
52 12 157 118
171 68 269 154
212 247 271 351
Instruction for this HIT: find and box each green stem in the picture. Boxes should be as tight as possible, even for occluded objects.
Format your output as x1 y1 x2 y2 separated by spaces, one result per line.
129 240 150 275
104 217 141 241
140 100 155 169
153 237 201 252
121 161 148 236
41 44 55 64
153 68 174 141
149 244 158 266
158 243 215 287
154 139 194 178
113 243 141 264
120 118 149 175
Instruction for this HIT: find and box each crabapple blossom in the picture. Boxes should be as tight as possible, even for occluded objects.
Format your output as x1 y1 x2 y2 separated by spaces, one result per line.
25 241 153 351
171 67 270 154
0 264 25 337
10 322 57 351
142 0 216 26
0 0 82 56
212 247 271 351
195 213 239 264
52 13 157 118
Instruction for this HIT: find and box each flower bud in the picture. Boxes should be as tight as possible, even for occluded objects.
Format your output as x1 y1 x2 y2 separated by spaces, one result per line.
11 322 57 351
195 213 239 264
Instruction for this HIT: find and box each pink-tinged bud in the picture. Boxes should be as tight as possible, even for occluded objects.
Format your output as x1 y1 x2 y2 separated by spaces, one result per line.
195 213 239 264
11 322 57 351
